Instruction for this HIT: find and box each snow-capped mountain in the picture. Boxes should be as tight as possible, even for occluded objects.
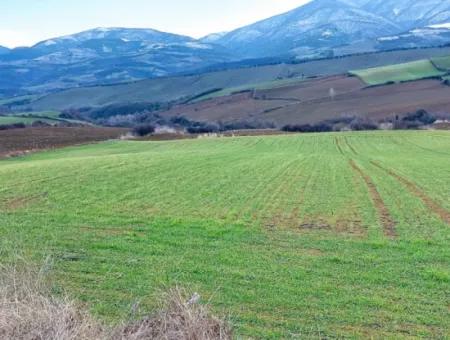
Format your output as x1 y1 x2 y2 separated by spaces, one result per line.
1 0 450 97
376 25 450 51
0 46 9 55
361 0 450 28
214 0 450 58
200 32 228 44
0 28 235 95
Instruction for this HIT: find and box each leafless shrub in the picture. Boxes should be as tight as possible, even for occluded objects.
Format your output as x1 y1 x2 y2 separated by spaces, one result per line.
0 260 232 340
112 287 232 340
0 259 105 340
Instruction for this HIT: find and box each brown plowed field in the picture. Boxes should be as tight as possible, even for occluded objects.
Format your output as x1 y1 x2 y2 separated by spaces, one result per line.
0 127 127 158
158 76 450 127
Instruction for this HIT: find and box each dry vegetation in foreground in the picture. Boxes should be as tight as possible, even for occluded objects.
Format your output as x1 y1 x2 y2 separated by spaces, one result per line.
0 261 232 340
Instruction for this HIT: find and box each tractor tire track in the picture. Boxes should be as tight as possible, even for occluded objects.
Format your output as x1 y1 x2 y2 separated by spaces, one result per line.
349 160 397 237
344 137 359 155
371 161 450 225
335 137 344 155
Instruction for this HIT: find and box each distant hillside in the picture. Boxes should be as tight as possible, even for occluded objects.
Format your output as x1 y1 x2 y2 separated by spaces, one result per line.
215 0 450 59
25 47 450 112
1 0 450 96
155 76 450 128
0 28 235 96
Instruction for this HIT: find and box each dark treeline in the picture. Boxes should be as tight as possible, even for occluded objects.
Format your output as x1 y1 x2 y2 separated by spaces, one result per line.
281 110 449 133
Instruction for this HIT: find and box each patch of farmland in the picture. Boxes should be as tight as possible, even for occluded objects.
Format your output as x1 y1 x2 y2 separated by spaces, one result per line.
350 59 446 86
25 46 450 111
431 55 450 71
0 116 57 125
158 77 450 126
0 131 449 338
190 77 307 102
11 110 61 119
0 127 127 158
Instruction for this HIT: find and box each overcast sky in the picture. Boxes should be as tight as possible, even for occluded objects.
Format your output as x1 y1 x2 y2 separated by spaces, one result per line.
0 0 311 48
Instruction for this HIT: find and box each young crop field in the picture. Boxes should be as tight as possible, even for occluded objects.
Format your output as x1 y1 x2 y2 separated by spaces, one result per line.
191 77 307 102
431 55 450 71
0 111 88 127
0 131 449 338
350 59 446 86
0 115 57 125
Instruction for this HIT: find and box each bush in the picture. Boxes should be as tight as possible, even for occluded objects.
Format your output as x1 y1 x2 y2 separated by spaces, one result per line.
0 122 26 131
132 124 156 137
402 109 436 125
219 120 275 131
282 123 332 133
187 124 220 134
349 118 379 131
0 261 232 340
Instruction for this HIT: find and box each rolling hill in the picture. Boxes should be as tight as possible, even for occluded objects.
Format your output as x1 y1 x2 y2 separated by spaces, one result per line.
350 59 446 86
0 28 235 96
214 0 400 59
0 46 9 55
213 0 450 59
23 47 450 112
1 0 450 97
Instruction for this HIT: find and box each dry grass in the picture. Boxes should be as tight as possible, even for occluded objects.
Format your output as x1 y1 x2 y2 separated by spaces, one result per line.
113 288 231 340
0 260 232 340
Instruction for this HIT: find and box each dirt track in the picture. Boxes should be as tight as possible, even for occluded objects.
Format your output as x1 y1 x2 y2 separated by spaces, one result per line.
0 127 127 158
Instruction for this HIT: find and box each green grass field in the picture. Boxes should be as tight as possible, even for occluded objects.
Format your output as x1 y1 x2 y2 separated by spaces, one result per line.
191 77 307 102
0 111 90 126
0 115 58 125
350 59 446 86
0 131 449 338
431 55 450 71
11 110 61 119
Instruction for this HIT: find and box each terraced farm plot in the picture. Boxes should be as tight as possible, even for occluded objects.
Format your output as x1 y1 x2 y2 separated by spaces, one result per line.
0 131 449 338
350 59 446 86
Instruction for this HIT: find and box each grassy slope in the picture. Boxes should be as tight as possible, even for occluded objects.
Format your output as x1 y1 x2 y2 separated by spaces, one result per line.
431 55 450 71
0 111 90 126
11 111 61 119
190 77 307 102
27 47 450 111
0 116 57 125
350 59 446 86
0 131 449 338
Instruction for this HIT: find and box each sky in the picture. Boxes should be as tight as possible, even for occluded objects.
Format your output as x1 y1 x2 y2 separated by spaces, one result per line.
0 0 311 48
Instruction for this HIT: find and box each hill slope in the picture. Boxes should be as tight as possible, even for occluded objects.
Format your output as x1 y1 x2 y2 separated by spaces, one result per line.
25 47 450 112
0 46 9 55
0 28 234 95
215 0 450 58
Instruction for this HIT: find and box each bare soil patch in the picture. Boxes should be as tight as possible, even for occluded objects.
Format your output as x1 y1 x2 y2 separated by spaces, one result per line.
0 127 127 159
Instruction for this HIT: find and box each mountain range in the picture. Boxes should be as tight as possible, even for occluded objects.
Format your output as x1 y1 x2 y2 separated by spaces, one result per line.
1 0 450 97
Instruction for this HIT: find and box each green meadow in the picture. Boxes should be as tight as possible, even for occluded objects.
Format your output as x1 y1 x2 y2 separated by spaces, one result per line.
350 59 446 86
0 131 449 338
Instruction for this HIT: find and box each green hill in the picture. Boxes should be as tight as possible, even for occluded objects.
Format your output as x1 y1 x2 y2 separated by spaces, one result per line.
25 47 450 111
350 59 446 86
